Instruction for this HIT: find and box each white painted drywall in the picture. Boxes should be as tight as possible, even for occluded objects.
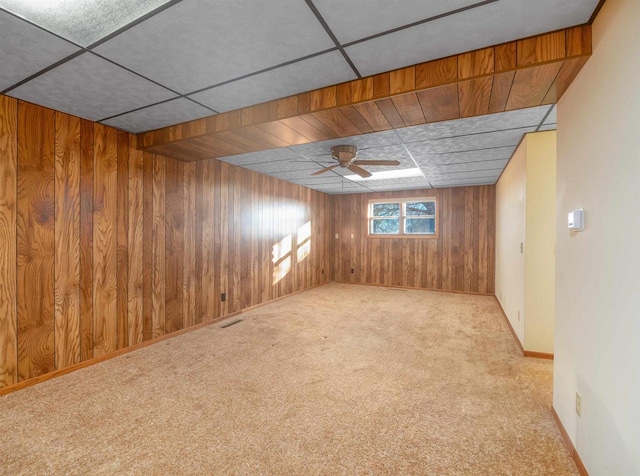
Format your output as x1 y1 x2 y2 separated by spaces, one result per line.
554 0 640 473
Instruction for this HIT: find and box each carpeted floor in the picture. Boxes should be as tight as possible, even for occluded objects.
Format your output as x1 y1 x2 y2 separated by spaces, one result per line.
0 283 577 475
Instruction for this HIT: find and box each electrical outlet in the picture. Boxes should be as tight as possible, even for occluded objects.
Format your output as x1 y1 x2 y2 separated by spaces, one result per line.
221 293 226 302
321 269 324 275
520 242 524 253
350 268 355 274
335 233 339 239
351 233 355 239
517 310 520 321
576 392 582 417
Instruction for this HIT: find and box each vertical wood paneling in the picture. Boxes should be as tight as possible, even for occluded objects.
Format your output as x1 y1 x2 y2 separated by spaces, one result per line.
0 96 17 387
183 162 196 328
79 119 94 360
332 186 495 294
54 112 81 369
116 131 129 350
164 158 184 334
92 124 118 358
127 137 144 346
16 101 55 380
0 97 333 390
152 155 166 338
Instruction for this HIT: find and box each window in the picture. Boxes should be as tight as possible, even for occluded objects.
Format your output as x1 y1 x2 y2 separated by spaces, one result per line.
368 197 437 237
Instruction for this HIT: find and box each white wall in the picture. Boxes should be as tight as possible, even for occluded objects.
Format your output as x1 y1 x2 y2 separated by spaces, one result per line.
554 0 640 473
524 131 556 354
495 138 526 345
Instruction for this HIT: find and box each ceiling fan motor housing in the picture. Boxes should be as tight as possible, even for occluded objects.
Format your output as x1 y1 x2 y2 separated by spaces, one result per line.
331 145 357 166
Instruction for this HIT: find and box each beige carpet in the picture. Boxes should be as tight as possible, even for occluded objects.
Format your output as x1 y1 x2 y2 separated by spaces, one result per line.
0 283 577 475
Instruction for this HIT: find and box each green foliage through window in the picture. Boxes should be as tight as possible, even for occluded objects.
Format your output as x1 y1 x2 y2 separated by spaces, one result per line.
369 198 436 236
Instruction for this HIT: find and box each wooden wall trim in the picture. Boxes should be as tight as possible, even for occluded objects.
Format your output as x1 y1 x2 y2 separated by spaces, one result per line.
552 407 589 475
137 25 591 162
0 282 329 398
523 350 554 360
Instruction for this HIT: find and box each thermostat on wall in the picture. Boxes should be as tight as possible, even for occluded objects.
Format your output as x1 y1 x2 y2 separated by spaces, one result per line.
568 209 584 231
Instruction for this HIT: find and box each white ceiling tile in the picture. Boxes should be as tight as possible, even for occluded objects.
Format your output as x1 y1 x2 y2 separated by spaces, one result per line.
396 106 548 143
543 105 557 124
0 11 80 91
8 53 176 121
426 169 502 181
94 0 336 93
242 159 318 174
431 178 497 188
420 159 509 175
345 0 599 76
101 98 212 133
189 51 356 112
313 0 478 44
412 146 516 167
0 0 175 47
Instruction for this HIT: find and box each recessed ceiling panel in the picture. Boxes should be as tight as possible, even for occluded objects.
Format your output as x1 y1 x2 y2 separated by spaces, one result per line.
312 0 479 44
411 146 516 167
0 10 80 91
346 0 599 76
0 0 175 46
406 127 536 157
94 0 336 94
396 106 550 143
189 51 356 113
101 98 213 133
8 52 177 121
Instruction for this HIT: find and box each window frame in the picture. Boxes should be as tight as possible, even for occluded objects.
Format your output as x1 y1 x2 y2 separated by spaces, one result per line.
367 196 438 239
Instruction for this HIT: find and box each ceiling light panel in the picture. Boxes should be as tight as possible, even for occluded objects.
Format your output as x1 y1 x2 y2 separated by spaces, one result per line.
0 10 80 91
101 98 212 134
189 51 356 113
94 0 336 94
8 53 176 121
312 0 479 44
0 0 175 47
345 0 599 76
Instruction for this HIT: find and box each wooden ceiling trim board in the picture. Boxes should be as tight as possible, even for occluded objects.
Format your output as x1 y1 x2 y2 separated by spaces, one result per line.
416 84 460 123
311 109 362 137
505 62 563 110
390 93 426 127
254 121 311 146
541 56 590 105
137 25 591 161
517 31 566 67
337 106 375 134
351 102 393 132
232 125 290 149
458 77 493 118
374 98 405 129
488 71 516 113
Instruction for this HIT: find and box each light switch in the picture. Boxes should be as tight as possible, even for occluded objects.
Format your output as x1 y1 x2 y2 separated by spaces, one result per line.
568 209 584 231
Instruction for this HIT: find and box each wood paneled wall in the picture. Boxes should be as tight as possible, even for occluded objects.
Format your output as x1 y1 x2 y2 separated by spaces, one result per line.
0 96 331 389
331 187 495 294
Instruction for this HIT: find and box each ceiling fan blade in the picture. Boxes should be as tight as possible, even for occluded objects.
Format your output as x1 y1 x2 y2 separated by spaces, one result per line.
311 164 338 176
352 159 400 166
348 164 372 178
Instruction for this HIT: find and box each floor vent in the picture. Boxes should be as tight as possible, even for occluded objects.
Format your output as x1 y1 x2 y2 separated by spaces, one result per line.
220 319 243 329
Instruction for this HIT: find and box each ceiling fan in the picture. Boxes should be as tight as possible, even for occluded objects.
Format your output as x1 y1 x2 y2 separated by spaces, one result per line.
311 145 400 179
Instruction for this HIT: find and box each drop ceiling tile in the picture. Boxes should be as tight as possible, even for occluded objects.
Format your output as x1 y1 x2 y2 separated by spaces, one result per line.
431 178 498 188
0 0 174 47
396 107 548 143
9 53 176 122
289 130 402 158
189 51 356 112
425 169 503 181
537 123 557 132
216 147 301 166
313 0 478 44
366 177 431 191
543 105 557 124
101 98 212 133
412 146 516 167
289 176 345 186
345 0 599 76
268 169 328 181
420 158 509 175
406 127 535 157
0 11 80 91
352 144 415 171
94 0 336 94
